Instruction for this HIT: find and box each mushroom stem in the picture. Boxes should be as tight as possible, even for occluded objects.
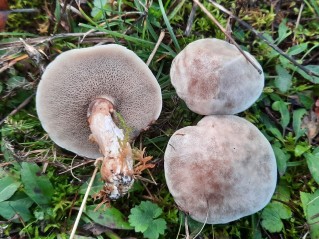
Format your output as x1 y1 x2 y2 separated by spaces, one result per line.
87 98 134 200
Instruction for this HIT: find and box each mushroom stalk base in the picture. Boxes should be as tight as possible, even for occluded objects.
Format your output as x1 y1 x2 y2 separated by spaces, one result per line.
88 98 134 200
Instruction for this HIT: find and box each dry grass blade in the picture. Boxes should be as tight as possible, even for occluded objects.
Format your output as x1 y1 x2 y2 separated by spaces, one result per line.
193 0 262 75
207 0 319 78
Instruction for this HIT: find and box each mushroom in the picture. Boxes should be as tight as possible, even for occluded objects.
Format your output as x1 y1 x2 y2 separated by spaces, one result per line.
36 44 162 199
170 38 264 115
164 115 277 224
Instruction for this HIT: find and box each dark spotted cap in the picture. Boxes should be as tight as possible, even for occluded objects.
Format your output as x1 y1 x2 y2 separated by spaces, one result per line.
170 38 264 115
36 44 162 159
164 115 277 224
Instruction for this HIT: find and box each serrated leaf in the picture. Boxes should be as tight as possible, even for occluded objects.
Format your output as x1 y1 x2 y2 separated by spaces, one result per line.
21 162 53 207
261 202 292 233
272 146 290 176
272 101 290 130
300 190 319 238
143 218 166 239
0 175 21 202
129 201 167 239
85 205 132 230
293 109 307 142
275 65 292 93
305 151 319 184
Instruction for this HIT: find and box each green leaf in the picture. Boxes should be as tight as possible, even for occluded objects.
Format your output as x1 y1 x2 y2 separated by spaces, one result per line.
0 192 33 223
288 43 308 56
79 173 104 195
296 65 319 83
0 175 21 203
276 19 291 45
272 101 290 130
85 205 132 230
300 190 319 238
261 202 292 233
91 0 112 19
143 218 166 239
275 65 292 93
293 109 307 142
305 150 319 184
294 144 311 157
272 146 290 176
21 162 53 207
129 201 167 239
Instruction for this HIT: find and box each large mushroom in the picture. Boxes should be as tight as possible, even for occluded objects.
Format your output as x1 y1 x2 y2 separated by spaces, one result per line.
164 115 277 224
36 44 162 199
170 38 264 115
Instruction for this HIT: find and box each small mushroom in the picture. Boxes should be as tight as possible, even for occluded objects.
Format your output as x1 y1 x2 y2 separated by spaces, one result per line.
164 115 277 224
170 38 264 115
36 44 162 199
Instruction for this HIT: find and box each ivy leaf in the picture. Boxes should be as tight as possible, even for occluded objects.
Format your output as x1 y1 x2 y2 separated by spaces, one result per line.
300 190 319 239
129 201 167 239
261 202 292 233
21 162 53 208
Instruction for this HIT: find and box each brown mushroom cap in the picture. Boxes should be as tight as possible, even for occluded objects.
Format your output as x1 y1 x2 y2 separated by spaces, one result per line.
36 44 162 159
170 38 264 115
164 115 277 224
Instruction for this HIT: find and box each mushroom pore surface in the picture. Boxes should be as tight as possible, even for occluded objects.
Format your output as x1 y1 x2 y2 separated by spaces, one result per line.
36 44 162 159
164 115 277 224
170 38 264 115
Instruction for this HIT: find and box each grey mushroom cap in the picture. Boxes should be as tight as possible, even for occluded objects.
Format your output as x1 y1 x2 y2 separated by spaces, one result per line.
170 38 264 115
36 44 162 159
164 115 277 224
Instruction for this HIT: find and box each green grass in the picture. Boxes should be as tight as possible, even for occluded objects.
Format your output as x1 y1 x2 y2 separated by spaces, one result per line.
1 0 319 238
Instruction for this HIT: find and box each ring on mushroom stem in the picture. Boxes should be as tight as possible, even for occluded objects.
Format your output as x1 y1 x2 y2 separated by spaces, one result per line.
36 44 162 200
164 115 277 224
170 38 264 115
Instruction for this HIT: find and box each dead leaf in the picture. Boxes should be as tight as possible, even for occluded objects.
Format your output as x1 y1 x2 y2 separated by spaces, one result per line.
0 0 9 31
302 111 319 143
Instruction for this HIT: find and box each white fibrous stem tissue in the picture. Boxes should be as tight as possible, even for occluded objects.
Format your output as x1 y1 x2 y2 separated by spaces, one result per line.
87 98 134 200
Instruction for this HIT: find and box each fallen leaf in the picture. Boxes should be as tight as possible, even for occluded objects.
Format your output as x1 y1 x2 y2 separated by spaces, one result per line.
0 0 9 31
302 111 319 143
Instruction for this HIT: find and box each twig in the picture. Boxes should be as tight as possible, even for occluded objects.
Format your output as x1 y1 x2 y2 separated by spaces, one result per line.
207 0 319 78
58 159 95 175
293 2 304 42
0 93 35 126
146 30 165 66
184 2 198 36
3 9 39 13
69 163 99 239
0 32 112 51
193 0 262 75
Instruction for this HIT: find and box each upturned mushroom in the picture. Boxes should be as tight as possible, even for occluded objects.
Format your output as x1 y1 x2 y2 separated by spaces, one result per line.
170 38 264 115
164 115 277 224
36 44 162 199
